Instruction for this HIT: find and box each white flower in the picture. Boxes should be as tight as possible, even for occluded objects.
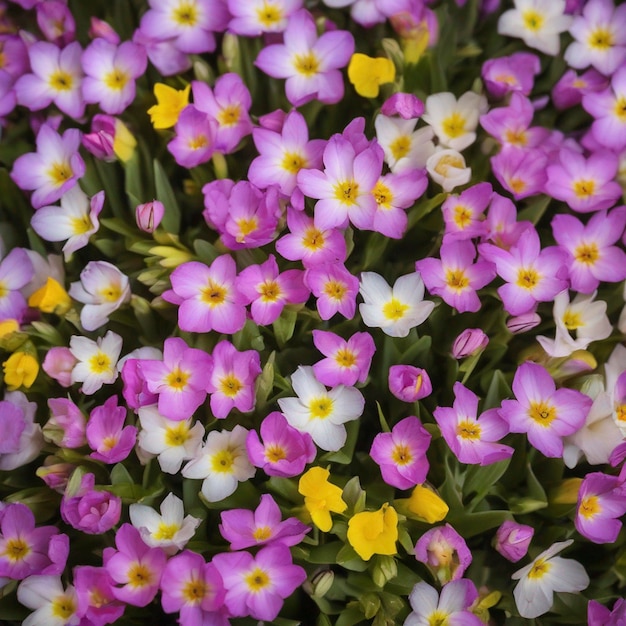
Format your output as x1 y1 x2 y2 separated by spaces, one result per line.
137 403 204 474
69 330 122 395
278 365 364 451
182 425 255 502
536 290 612 358
426 149 471 192
512 540 589 619
374 115 435 172
69 260 131 331
422 91 487 152
359 271 434 338
17 575 79 626
129 493 201 555
498 0 573 56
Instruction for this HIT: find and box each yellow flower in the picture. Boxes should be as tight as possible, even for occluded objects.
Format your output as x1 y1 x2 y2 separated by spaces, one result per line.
113 119 137 162
407 485 449 523
147 83 191 130
298 466 347 532
28 277 71 315
3 352 39 390
347 503 398 561
347 53 396 98
0 319 19 338
550 477 582 505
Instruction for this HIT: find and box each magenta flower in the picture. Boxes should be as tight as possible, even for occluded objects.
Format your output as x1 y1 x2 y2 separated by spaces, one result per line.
388 365 432 402
167 105 217 168
0 247 34 323
552 68 608 110
370 416 432 489
255 9 354 107
380 92 424 119
575 472 626 544
14 40 84 119
481 52 541 98
236 255 309 326
0 502 68 580
588 598 626 626
36 1 75 44
304 262 359 320
275 207 347 268
451 328 489 359
312 330 375 387
163 256 247 334
297 134 383 231
74 566 125 626
86 395 137 464
212 544 307 622
227 0 304 36
479 227 568 316
160 551 226 626
135 199 165 233
45 397 86 448
441 182 491 242
60 472 121 535
10 123 85 209
205 340 262 419
498 361 592 458
414 524 472 584
246 411 316 478
434 382 513 466
82 114 127 162
42 347 77 388
494 520 534 562
490 146 548 200
81 38 147 114
219 494 310 550
103 523 167 607
120 348 162 411
416 240 495 313
551 207 626 293
140 336 212 421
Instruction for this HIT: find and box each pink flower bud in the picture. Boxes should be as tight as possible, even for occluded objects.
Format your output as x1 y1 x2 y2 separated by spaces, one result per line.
506 312 541 334
451 328 488 358
135 200 165 233
381 93 424 119
494 520 534 562
88 17 120 44
388 365 432 402
42 347 78 387
82 114 116 161
36 458 75 492
45 397 87 448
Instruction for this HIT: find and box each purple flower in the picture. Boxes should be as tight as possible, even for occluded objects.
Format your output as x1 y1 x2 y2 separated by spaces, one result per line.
246 411 316 477
494 520 534 562
74 566 125 626
388 365 432 402
414 524 472 584
86 395 137 464
588 598 626 626
167 105 217 168
370 416 431 489
45 397 86 448
219 494 310 550
0 247 34 323
380 92 424 119
552 68 608 110
312 330 375 387
441 182 492 242
135 200 164 233
0 391 43 471
481 52 541 98
304 262 360 320
61 472 121 535
451 328 489 359
227 0 304 36
490 146 548 200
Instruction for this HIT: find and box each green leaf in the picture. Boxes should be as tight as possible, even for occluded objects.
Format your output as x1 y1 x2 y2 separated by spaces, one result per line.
335 606 366 626
482 369 511 410
110 463 134 485
376 402 391 433
307 542 343 564
446 510 512 537
463 458 511 507
272 306 298 348
336 544 369 571
154 158 181 233
193 238 219 264
342 476 366 515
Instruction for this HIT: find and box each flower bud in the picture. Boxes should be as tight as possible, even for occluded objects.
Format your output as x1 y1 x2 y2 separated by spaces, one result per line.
407 485 449 523
388 365 432 402
36 458 75 493
494 520 533 562
88 17 120 43
452 328 488 358
310 569 334 598
42 347 77 388
506 312 541 334
136 200 165 234
381 93 424 119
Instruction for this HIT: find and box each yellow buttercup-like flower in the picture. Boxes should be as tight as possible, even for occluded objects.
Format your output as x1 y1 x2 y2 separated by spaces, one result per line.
148 83 191 130
298 466 347 532
0 319 19 338
347 53 396 98
113 119 137 162
28 277 71 315
3 351 39 390
347 503 398 561
407 484 449 523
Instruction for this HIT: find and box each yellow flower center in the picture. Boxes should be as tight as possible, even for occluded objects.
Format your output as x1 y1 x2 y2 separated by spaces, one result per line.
528 401 557 426
335 348 356 368
574 242 599 265
281 151 306 174
427 610 450 626
323 280 347 301
302 227 325 251
516 268 540 290
172 1 198 26
391 443 413 465
153 522 180 541
49 70 73 92
527 558 551 579
294 52 320 77
48 161 72 186
615 403 626 422
104 69 129 92
253 526 272 541
259 280 282 302
98 284 122 302
235 217 259 242
256 2 282 27
51 595 77 620
504 128 528 146
573 179 596 198
182 579 207 604
334 179 360 205
128 563 153 588
522 9 544 32
217 104 241 127
88 351 111 374
3 537 30 562
434 154 464 176
445 269 470 292
219 374 243 398
615 96 626 122
201 280 227 306
579 495 601 519
309 396 334 419
390 135 410 161
265 444 287 463
588 27 614 50
508 177 527 194
495 73 517 86
71 214 93 235
245 567 270 592
188 135 208 150
453 205 472 229
0 280 7 299
441 112 467 139
166 367 190 391
164 420 190 446
562 309 583 330
456 420 481 440
382 298 409 320
372 180 393 208
211 449 235 473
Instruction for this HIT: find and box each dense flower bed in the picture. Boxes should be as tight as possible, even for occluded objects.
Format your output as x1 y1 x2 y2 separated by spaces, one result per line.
1 0 626 624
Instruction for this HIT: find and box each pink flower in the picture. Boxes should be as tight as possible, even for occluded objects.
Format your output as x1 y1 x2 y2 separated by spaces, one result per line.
304 262 359 320
494 521 534 562
74 566 125 626
255 9 354 107
481 52 541 98
497 361 592 458
370 416 432 489
490 146 547 200
312 330 375 387
0 248 34 322
0 391 43 472
481 192 533 250
227 0 304 36
441 182 491 242
135 200 164 233
451 328 489 359
42 347 77 387
167 105 217 168
212 544 307 621
246 411 316 477
45 397 86 448
388 365 432 402
414 524 472 584
140 337 212 421
552 68 608 110
86 395 137 464
380 92 424 119
163 256 247 334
